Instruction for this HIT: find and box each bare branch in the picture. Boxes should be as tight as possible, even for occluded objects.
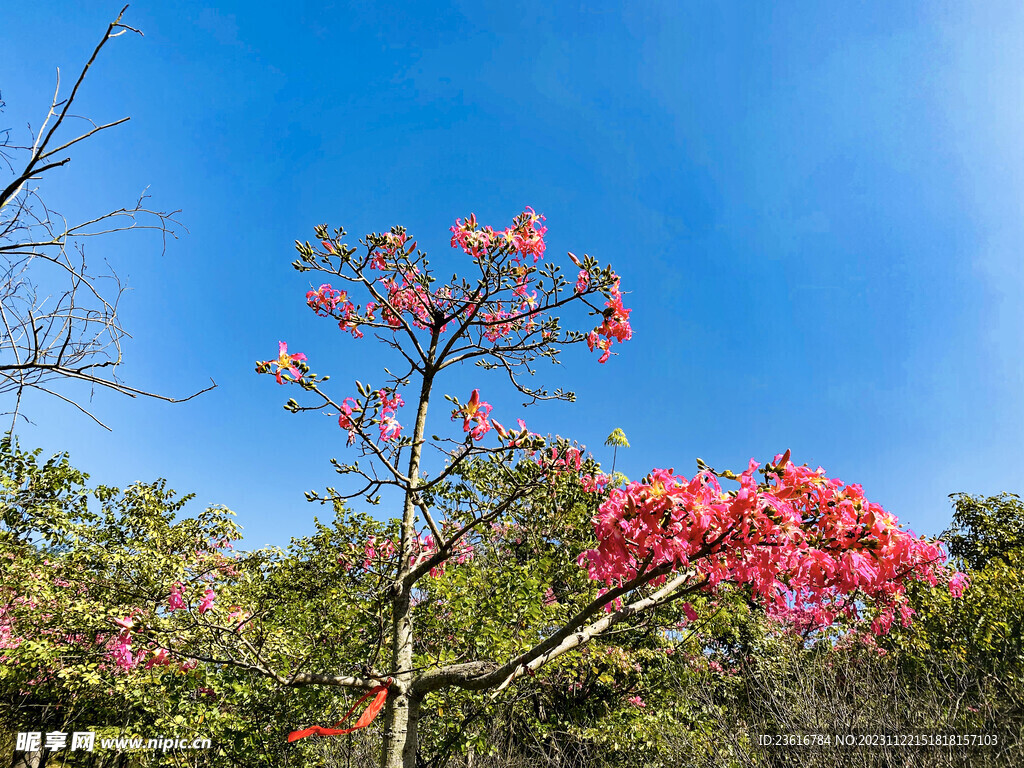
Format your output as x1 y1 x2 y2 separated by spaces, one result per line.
0 7 213 428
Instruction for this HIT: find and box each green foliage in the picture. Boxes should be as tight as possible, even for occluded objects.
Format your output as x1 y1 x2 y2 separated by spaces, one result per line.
886 493 1024 689
944 492 1024 570
604 429 629 449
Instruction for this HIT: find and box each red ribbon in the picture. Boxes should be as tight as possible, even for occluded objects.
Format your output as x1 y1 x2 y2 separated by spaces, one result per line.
287 679 392 742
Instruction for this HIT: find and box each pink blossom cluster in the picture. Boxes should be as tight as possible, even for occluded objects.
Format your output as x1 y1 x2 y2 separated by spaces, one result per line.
106 615 179 672
361 536 397 570
504 207 548 263
578 453 959 634
199 588 216 614
107 619 135 669
166 582 216 615
575 270 590 294
586 279 632 364
475 293 542 343
373 229 412 270
3 546 234 676
382 269 437 331
581 472 612 494
105 615 172 672
948 571 969 598
377 389 404 442
0 593 30 652
480 305 516 342
411 532 475 578
450 208 548 263
275 211 635 377
334 390 404 444
167 582 186 611
449 213 496 259
339 532 475 578
544 445 584 473
306 284 363 337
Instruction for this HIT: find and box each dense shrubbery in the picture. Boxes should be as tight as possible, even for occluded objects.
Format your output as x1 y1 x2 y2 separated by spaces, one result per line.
3 439 1021 767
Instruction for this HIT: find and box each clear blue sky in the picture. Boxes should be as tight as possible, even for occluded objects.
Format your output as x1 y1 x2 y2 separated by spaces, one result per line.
3 2 1022 547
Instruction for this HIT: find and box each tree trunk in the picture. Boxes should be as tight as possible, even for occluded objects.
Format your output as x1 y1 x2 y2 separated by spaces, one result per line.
381 589 416 768
381 687 420 768
381 355 435 768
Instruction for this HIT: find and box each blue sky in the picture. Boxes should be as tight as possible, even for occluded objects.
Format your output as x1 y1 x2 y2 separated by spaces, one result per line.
3 1 1022 547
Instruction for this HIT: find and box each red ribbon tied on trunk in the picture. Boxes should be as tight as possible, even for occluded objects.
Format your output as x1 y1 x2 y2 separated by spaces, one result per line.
287 679 392 742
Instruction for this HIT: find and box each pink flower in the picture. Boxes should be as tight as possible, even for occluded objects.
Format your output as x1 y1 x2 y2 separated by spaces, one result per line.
145 647 171 669
627 695 646 708
949 571 969 598
256 341 309 384
452 389 493 441
682 603 698 622
167 583 186 612
380 414 402 441
379 389 404 413
574 269 590 294
375 230 410 269
338 397 360 444
108 633 135 669
306 284 345 315
377 389 405 441
586 278 632 363
198 587 216 614
450 213 496 259
501 208 547 262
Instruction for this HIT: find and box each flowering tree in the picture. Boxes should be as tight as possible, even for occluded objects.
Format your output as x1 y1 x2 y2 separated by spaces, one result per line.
12 209 958 766
248 208 963 767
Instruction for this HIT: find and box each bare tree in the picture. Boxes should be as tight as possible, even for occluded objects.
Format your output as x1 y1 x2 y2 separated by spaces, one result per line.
0 5 213 431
